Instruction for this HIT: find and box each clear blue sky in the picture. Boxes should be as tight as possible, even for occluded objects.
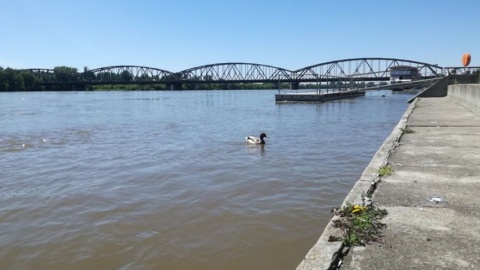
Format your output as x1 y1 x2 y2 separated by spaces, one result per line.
1 0 479 72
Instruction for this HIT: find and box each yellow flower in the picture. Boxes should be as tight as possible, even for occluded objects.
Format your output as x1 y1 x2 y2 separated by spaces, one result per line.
352 205 366 213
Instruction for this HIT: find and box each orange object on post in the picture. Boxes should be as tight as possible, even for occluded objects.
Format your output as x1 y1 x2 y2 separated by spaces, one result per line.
462 53 471 66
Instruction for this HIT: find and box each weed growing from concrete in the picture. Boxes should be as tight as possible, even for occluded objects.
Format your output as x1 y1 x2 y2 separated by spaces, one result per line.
400 127 414 134
378 164 393 177
331 201 388 246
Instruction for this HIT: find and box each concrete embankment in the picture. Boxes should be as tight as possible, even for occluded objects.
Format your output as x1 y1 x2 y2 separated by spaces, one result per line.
297 81 480 269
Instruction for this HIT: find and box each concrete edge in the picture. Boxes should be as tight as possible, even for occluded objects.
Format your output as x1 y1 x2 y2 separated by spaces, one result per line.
295 98 418 270
407 76 448 103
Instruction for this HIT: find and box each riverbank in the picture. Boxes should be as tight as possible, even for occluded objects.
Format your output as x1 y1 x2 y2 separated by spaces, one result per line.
297 83 480 269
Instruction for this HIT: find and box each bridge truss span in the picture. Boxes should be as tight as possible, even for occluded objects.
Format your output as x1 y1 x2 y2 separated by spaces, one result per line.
85 65 175 83
294 58 444 82
177 63 293 83
18 58 453 90
19 69 56 83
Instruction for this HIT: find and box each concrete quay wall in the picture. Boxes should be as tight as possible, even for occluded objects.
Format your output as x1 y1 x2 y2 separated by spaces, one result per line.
412 74 479 100
296 83 480 269
448 84 480 112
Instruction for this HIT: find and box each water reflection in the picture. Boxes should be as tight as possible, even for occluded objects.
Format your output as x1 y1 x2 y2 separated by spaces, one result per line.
246 144 265 156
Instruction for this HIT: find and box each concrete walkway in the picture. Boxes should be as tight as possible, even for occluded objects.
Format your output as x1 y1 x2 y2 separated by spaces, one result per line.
296 84 480 269
341 95 480 269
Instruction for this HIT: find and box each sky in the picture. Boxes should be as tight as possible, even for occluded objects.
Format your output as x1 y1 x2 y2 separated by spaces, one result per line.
1 0 479 72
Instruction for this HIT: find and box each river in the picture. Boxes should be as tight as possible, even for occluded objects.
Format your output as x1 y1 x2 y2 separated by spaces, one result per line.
0 89 416 269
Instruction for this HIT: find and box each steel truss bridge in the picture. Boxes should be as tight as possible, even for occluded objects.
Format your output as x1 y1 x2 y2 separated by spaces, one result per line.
20 58 476 90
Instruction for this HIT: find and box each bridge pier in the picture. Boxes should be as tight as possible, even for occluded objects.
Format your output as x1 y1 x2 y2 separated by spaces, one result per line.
290 82 300 90
170 83 183 90
72 84 86 91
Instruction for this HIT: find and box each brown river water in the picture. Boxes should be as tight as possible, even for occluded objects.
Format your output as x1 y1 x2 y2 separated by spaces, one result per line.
0 89 417 269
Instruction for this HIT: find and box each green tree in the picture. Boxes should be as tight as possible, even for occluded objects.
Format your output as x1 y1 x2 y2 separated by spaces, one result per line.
54 66 78 75
20 72 37 90
82 66 96 81
4 68 17 91
54 66 78 83
138 73 152 82
120 70 133 82
0 67 7 91
13 72 26 91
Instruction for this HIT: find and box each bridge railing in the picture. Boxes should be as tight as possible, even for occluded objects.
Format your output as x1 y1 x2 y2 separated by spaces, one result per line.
443 66 480 75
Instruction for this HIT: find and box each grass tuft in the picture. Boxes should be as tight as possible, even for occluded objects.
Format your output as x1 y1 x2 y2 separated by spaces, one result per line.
400 127 414 134
378 164 393 177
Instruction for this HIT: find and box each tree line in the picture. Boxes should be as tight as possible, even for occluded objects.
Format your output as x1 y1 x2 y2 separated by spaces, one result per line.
0 65 291 91
0 66 80 91
0 67 38 91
